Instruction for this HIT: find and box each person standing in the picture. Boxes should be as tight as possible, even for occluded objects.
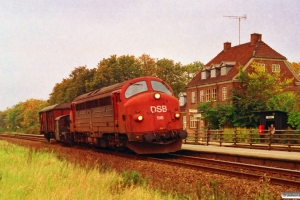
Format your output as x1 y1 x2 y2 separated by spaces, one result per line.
270 124 275 134
269 124 276 143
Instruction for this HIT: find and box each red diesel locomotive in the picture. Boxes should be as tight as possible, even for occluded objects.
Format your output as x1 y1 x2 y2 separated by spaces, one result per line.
39 77 187 154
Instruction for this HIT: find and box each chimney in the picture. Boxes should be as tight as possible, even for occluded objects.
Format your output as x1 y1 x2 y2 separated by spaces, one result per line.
223 42 231 51
250 33 262 45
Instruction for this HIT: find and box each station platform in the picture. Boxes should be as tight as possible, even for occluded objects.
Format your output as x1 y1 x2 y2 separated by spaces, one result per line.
181 144 300 162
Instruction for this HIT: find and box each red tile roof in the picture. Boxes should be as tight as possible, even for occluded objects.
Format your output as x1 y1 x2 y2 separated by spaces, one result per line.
187 36 287 87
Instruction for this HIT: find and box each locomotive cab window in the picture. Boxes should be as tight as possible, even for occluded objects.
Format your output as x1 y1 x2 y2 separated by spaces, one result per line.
151 81 172 95
125 81 148 98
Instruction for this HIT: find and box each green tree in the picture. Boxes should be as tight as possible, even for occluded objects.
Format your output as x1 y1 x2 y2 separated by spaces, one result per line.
288 111 300 129
65 66 96 101
88 55 143 90
156 58 186 97
48 78 72 104
183 61 204 83
198 102 236 129
49 66 96 104
0 110 7 131
284 88 300 129
291 62 300 76
232 62 293 127
139 54 157 77
21 99 48 129
4 99 48 133
266 92 297 113
5 103 23 131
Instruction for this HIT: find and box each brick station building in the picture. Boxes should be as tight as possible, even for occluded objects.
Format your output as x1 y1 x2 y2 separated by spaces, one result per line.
183 33 300 135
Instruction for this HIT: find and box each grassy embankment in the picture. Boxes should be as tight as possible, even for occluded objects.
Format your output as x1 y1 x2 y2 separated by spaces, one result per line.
0 140 174 200
0 139 278 200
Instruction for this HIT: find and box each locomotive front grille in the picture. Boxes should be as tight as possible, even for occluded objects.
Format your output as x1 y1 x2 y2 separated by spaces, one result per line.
127 130 187 144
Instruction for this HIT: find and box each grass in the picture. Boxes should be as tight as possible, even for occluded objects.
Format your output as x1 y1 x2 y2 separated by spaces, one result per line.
0 139 280 200
0 140 174 200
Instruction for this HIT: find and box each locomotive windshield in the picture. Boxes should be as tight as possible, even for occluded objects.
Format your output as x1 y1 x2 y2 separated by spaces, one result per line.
151 81 172 95
125 81 148 98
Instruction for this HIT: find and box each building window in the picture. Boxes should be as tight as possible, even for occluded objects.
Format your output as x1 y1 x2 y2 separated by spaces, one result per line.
201 71 206 79
191 91 196 103
206 89 210 102
190 116 197 128
200 90 204 102
211 69 216 77
221 66 232 75
183 116 187 130
212 88 217 101
272 64 280 72
221 67 226 75
222 87 227 100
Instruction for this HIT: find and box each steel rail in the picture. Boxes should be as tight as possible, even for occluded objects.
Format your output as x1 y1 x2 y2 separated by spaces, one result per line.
146 154 300 187
0 133 47 142
170 154 300 178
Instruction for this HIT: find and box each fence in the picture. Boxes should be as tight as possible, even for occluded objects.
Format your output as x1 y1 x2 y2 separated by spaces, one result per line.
184 128 300 152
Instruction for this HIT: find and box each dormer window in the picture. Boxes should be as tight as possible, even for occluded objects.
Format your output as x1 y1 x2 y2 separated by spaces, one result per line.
201 71 207 79
221 67 227 75
211 69 216 77
221 66 232 76
219 61 235 76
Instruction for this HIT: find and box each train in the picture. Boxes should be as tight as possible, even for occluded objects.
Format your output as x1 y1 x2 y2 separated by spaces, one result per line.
39 76 187 154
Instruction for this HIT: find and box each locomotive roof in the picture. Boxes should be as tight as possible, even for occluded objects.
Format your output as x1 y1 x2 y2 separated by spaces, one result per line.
72 81 128 102
39 102 71 113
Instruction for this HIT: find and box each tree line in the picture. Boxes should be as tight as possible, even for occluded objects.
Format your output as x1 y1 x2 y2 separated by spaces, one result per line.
48 54 203 104
0 54 203 133
0 99 48 134
0 56 299 133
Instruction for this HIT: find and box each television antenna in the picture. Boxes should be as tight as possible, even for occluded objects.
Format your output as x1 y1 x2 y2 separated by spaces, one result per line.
223 14 247 45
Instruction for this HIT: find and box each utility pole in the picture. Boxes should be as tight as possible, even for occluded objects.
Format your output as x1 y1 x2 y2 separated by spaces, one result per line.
223 14 247 45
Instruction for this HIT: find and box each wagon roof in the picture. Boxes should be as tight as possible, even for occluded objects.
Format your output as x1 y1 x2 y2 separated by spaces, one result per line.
72 81 127 102
39 102 71 113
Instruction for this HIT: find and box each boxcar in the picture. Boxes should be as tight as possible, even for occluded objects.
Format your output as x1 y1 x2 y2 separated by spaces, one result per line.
39 102 71 141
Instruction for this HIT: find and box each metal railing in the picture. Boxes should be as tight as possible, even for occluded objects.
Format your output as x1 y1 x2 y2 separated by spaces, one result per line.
184 129 300 152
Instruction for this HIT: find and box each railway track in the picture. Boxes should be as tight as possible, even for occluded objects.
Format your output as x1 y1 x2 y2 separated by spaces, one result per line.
0 133 47 142
1 133 299 187
145 153 300 187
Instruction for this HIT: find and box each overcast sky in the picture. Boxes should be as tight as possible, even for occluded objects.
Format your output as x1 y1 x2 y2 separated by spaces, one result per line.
1 0 299 110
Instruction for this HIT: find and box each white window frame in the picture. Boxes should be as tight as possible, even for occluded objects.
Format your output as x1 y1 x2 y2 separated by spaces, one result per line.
206 89 210 102
222 87 227 100
190 116 197 128
211 69 216 77
272 64 280 72
221 67 227 75
201 71 206 79
191 91 196 103
200 90 204 102
212 88 217 101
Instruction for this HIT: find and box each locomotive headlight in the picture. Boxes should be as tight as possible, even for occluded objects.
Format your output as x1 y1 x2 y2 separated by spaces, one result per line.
154 93 161 99
133 114 143 122
174 112 180 119
137 115 143 121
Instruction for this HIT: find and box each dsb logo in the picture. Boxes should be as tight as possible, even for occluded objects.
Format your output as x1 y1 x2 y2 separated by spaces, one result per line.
150 105 167 113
